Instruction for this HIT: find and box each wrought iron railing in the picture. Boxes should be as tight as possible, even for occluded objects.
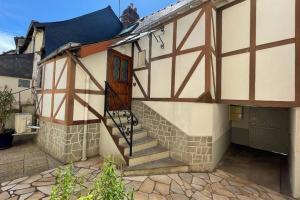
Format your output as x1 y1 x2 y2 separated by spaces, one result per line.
104 81 138 156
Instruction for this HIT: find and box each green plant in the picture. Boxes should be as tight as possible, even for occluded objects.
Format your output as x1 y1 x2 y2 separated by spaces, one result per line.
0 86 14 134
88 157 133 200
50 165 83 200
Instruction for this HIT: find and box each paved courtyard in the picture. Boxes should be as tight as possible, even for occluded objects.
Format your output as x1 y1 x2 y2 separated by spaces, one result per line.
0 157 295 200
0 140 62 183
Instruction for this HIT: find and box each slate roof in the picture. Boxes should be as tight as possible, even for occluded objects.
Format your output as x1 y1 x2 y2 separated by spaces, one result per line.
21 6 123 57
0 53 33 79
132 0 207 34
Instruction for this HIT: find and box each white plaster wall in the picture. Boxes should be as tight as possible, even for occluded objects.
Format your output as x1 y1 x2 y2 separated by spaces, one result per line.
43 62 54 90
179 57 205 98
53 93 65 120
256 0 295 45
211 54 217 99
0 76 33 104
132 70 148 98
255 44 295 101
99 123 126 165
221 53 250 100
55 57 67 89
152 23 173 58
42 94 52 118
75 51 107 90
222 0 250 53
150 58 172 98
290 108 300 198
113 43 132 57
177 9 205 50
143 101 212 136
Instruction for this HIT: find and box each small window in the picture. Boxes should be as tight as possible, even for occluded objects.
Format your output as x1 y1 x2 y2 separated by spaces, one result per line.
18 79 30 88
113 56 121 80
138 50 146 67
121 60 128 82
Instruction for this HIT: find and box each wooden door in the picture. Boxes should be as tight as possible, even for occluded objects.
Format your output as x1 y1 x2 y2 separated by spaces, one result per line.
107 50 132 110
249 107 290 154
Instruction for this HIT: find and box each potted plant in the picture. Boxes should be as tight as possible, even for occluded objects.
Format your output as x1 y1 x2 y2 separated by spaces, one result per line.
0 86 15 150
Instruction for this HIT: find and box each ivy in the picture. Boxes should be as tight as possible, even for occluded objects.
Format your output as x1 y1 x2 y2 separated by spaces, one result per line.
0 86 14 134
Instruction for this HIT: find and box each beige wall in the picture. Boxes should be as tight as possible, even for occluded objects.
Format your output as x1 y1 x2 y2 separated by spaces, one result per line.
221 0 296 103
0 76 33 104
39 57 67 121
73 51 106 121
290 107 300 198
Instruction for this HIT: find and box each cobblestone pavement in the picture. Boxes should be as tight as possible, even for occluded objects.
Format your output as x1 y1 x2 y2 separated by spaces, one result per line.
0 141 62 183
0 157 295 200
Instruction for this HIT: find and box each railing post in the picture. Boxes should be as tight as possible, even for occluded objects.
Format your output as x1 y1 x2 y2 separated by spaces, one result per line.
130 114 133 156
104 82 107 117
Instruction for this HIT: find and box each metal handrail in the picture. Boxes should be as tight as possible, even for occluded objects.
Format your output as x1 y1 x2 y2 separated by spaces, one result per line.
104 81 138 156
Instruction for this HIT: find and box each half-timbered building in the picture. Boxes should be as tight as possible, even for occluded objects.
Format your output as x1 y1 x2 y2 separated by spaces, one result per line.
32 0 300 197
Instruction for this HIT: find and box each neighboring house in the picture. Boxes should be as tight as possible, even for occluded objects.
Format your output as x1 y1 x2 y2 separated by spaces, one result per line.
14 0 299 198
0 53 34 103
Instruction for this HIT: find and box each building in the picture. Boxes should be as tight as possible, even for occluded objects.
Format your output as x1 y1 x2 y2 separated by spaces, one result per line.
14 0 299 198
0 53 34 103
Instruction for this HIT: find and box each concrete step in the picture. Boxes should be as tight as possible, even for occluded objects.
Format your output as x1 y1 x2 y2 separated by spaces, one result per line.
111 123 142 135
118 129 148 145
123 158 189 176
121 137 158 155
105 116 128 126
128 146 170 167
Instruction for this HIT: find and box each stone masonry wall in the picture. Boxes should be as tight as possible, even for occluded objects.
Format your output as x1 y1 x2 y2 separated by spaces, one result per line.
36 120 100 164
132 101 213 171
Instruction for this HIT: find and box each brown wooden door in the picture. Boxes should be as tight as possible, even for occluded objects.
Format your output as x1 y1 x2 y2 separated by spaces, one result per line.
107 50 132 110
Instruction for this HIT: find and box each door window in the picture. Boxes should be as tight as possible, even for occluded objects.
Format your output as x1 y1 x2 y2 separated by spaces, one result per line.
121 60 128 82
113 56 121 80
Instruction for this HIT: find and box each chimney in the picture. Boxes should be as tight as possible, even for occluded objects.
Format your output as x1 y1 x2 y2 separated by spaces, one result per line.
120 3 140 28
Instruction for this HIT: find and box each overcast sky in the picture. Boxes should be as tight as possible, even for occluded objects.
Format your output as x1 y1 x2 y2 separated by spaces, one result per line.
0 0 177 53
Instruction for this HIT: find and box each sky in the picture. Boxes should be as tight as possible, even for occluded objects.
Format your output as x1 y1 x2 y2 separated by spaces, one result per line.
0 0 177 53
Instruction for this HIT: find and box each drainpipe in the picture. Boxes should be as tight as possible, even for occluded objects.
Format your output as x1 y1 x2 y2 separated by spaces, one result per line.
81 74 90 161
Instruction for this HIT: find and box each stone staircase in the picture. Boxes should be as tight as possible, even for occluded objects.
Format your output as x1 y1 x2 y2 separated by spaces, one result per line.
103 115 189 176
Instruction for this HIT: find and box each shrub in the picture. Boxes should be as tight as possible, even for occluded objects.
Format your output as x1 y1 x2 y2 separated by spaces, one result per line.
0 86 14 134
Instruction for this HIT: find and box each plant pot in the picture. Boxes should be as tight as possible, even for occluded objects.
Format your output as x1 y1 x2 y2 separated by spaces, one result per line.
0 129 14 150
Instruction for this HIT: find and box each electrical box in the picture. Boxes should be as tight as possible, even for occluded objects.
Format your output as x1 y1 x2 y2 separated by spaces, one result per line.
230 106 243 121
15 113 32 134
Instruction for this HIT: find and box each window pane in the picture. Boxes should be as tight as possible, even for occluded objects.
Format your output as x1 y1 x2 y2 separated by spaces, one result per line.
18 79 30 88
113 56 121 80
121 60 128 82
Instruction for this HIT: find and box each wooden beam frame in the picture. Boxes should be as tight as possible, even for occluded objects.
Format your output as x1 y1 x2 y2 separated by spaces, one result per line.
249 0 256 101
295 0 300 105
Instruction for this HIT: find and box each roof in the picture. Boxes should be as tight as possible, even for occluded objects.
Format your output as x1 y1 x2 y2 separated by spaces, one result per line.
132 0 208 34
21 6 123 57
0 53 33 79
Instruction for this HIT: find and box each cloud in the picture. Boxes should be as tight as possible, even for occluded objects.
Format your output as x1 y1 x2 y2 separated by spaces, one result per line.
0 31 15 53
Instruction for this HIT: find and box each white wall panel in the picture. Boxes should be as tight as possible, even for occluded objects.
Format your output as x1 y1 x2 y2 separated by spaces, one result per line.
222 0 250 53
175 51 200 92
44 63 53 89
55 57 67 89
180 58 205 98
53 93 65 120
182 13 205 50
42 94 52 117
132 70 148 98
113 43 132 57
256 0 295 45
150 58 172 98
255 44 295 101
177 9 201 48
152 23 173 58
221 53 250 100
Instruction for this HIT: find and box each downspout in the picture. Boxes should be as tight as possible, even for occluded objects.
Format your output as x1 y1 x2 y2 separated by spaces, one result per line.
82 74 90 161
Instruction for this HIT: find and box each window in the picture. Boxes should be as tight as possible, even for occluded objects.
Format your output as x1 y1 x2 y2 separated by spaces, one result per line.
113 55 129 82
113 56 121 80
138 50 146 67
18 79 30 88
121 60 128 82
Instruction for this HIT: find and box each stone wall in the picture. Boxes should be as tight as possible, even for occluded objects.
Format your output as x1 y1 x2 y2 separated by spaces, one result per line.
132 101 213 171
36 120 100 163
